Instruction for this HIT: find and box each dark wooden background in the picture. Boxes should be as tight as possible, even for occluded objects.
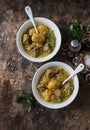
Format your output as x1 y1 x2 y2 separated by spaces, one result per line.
0 0 90 130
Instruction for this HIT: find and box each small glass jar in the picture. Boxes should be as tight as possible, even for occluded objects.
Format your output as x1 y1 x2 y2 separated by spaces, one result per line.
69 40 81 52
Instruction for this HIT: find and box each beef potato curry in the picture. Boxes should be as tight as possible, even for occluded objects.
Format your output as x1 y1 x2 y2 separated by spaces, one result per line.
22 24 56 58
37 67 74 103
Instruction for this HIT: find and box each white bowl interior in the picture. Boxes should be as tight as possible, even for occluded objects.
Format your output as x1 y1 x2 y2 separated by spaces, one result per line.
16 17 61 62
32 61 79 109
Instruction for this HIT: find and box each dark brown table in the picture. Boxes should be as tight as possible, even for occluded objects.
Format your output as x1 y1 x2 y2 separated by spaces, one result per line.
0 0 90 130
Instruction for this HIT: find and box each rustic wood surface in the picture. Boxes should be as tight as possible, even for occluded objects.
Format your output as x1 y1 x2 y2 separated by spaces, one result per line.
0 0 90 130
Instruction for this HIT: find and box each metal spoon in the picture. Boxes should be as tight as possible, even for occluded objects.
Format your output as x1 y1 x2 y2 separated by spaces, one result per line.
62 63 84 85
25 6 38 33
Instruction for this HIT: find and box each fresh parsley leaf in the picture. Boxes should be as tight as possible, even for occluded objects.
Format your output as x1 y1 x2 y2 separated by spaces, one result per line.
16 92 35 112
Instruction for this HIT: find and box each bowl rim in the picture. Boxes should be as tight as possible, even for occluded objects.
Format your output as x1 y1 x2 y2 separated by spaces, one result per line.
32 61 79 109
16 17 62 62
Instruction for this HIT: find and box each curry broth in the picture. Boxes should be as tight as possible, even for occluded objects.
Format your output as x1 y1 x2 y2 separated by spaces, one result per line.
37 67 74 104
22 24 56 58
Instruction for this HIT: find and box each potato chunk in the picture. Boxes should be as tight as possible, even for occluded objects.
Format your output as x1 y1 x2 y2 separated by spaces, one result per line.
41 89 52 101
47 79 60 89
32 33 45 43
37 24 49 35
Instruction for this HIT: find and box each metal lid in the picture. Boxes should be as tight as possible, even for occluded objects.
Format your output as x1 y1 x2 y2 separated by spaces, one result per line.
71 40 79 48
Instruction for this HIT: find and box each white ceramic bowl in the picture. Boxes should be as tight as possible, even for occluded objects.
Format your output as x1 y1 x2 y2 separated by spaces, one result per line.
16 17 61 62
32 61 79 109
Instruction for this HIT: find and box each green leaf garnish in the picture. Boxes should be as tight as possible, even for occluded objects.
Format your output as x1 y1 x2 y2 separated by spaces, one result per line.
67 19 84 40
47 30 56 47
16 91 35 112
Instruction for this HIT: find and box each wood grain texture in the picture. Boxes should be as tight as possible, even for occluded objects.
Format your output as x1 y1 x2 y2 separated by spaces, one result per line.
0 0 90 130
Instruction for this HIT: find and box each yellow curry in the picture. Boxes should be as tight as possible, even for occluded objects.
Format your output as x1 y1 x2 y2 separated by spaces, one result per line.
37 67 74 103
22 24 56 58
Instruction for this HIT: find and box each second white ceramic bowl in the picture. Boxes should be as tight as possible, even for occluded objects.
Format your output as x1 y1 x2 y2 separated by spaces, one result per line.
32 61 79 109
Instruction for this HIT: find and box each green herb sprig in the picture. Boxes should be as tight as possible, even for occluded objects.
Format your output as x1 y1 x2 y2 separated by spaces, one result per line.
16 92 35 112
67 19 84 40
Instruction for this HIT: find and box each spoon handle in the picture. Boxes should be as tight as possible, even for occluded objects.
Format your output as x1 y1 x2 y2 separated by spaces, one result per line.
25 6 38 33
62 63 84 85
